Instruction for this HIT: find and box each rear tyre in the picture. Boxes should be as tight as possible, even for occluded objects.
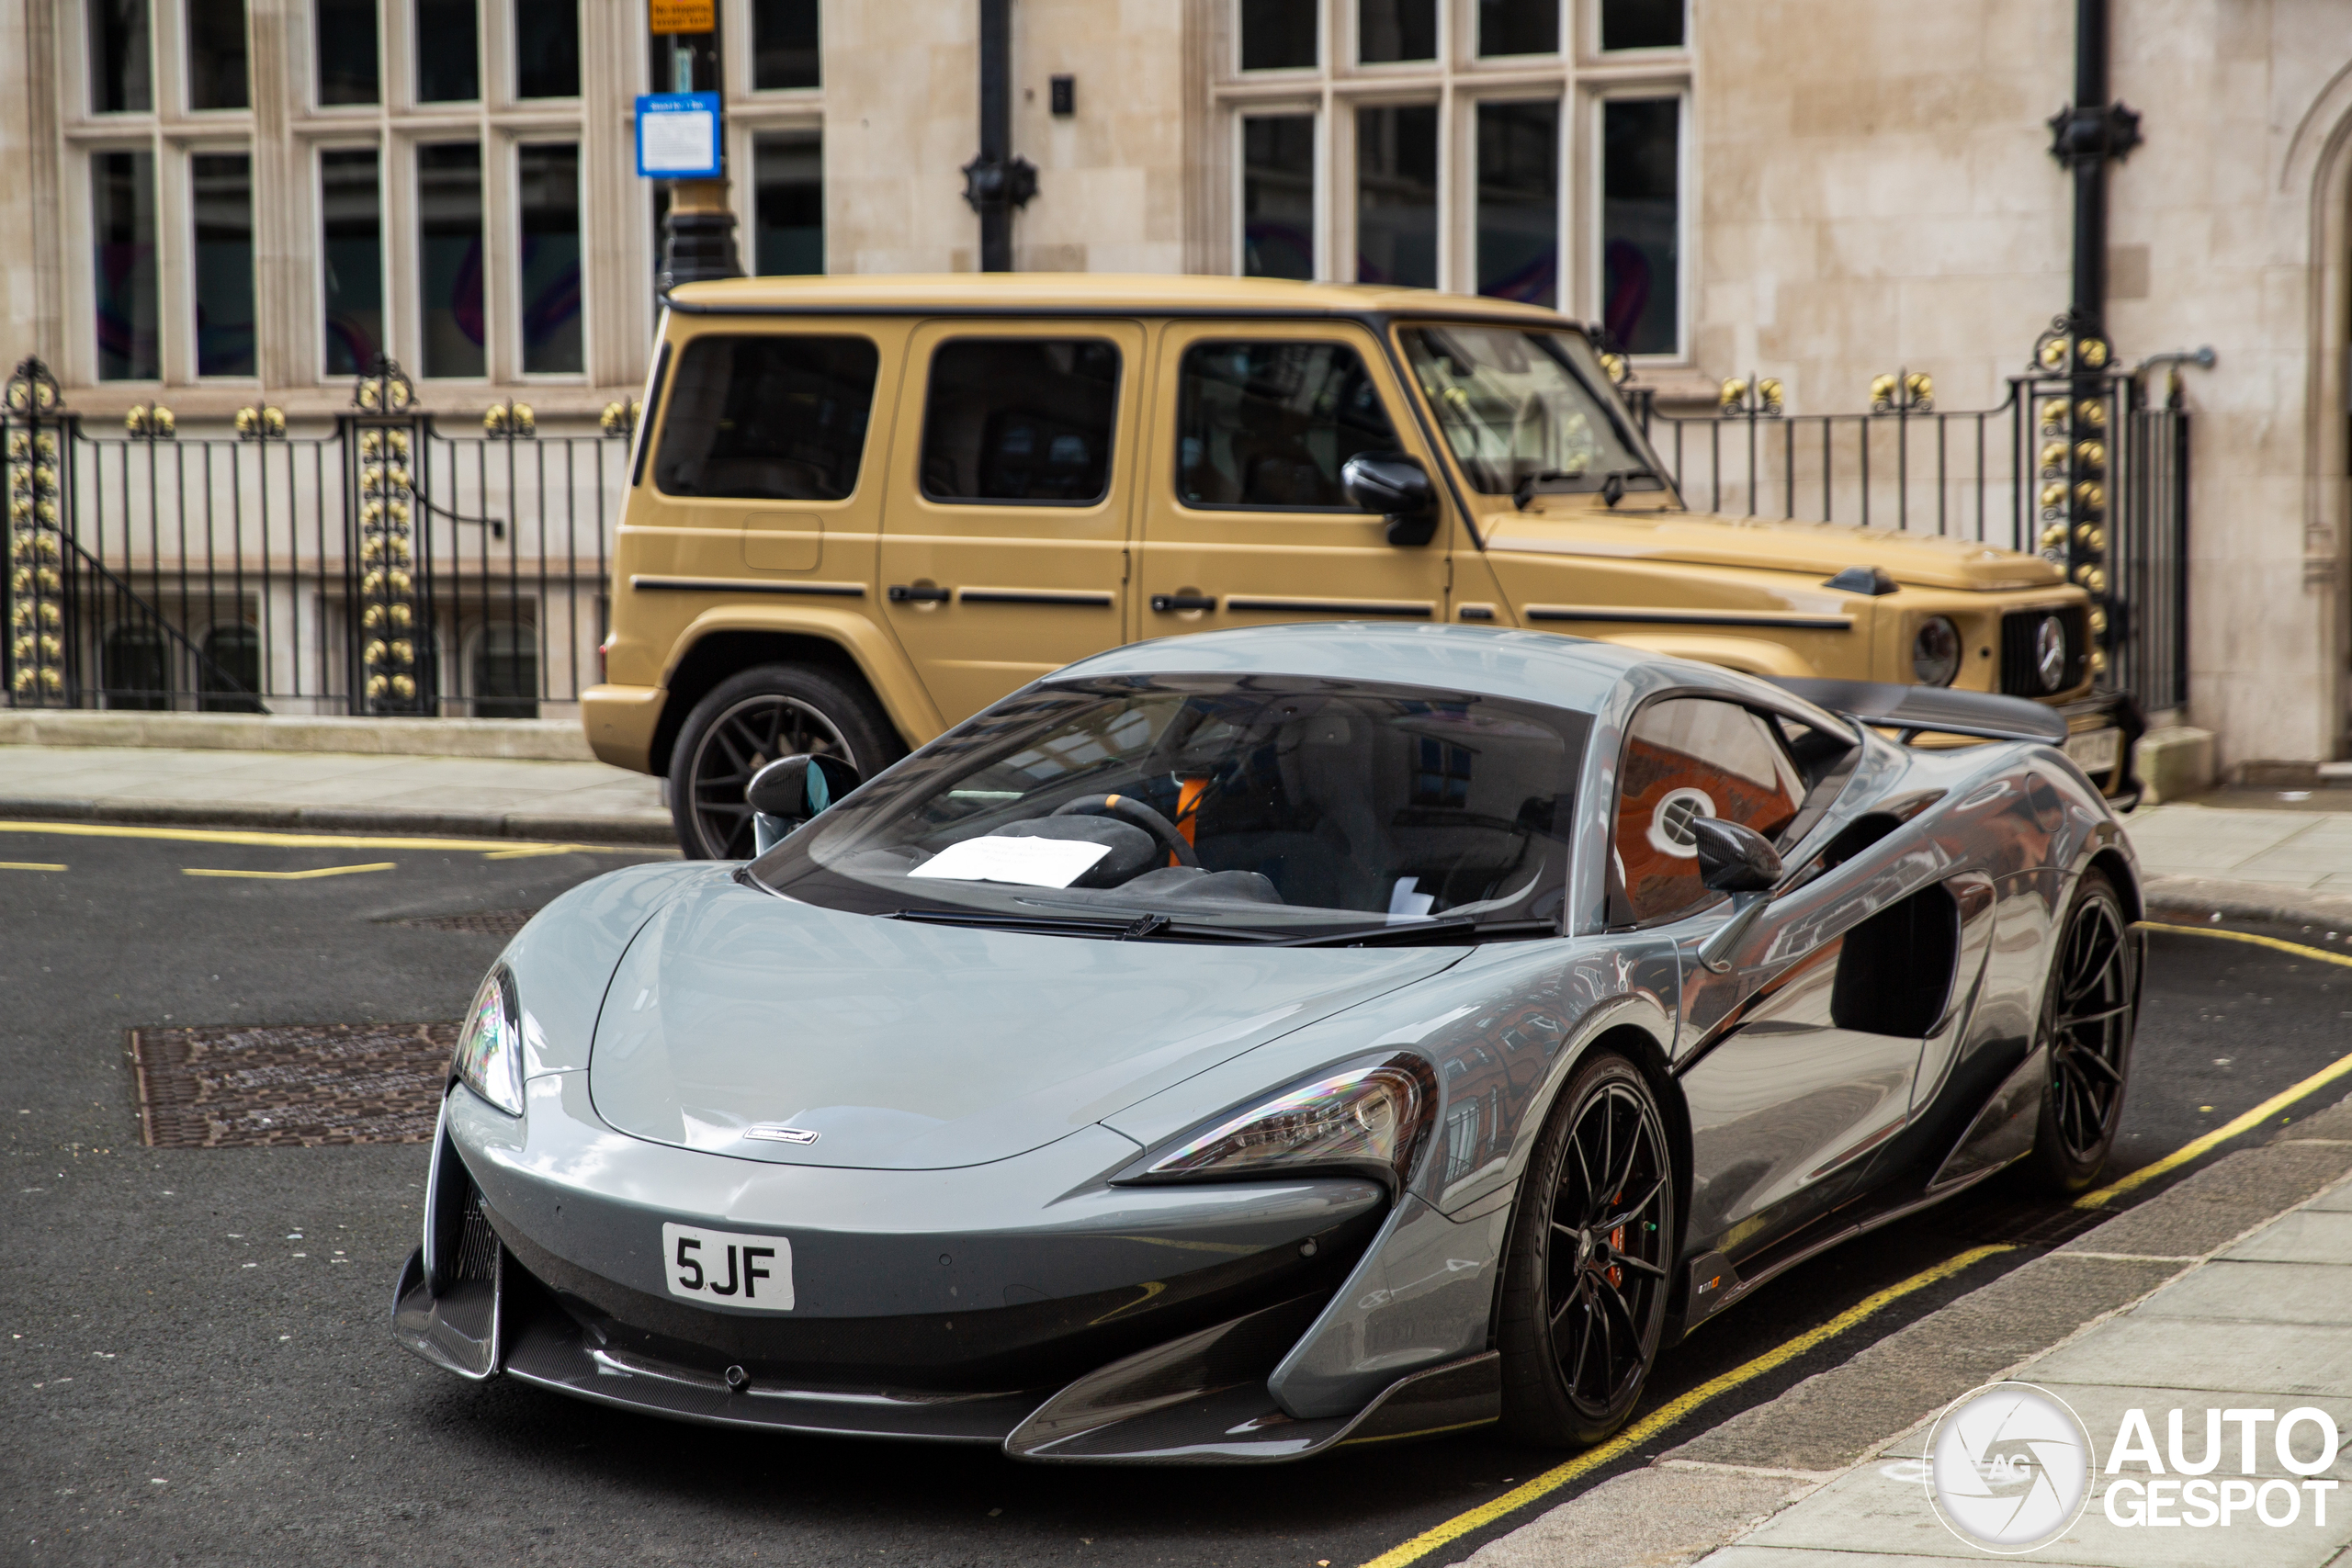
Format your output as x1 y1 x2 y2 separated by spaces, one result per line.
668 663 903 860
2026 867 2137 1194
1497 1050 1677 1448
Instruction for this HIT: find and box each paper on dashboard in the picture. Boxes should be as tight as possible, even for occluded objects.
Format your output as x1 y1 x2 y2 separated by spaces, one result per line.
907 836 1112 888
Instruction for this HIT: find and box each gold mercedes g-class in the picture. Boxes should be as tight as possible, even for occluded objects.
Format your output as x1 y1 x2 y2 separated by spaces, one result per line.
586 275 2131 857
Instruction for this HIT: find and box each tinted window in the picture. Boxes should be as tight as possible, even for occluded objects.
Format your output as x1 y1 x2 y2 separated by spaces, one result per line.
655 334 879 501
920 339 1119 504
1176 342 1398 509
1613 698 1805 926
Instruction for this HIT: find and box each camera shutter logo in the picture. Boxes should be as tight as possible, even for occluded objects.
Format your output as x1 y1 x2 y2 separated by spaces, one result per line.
1648 788 1714 859
1925 1382 2093 1552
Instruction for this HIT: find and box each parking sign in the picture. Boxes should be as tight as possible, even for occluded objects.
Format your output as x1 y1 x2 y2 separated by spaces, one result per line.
635 93 722 179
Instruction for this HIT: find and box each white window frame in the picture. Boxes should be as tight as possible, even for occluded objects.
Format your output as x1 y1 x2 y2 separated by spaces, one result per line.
1212 0 1694 363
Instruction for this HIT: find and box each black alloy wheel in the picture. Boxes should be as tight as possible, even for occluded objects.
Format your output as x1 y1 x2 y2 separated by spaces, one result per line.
2030 867 2137 1191
1498 1052 1676 1447
668 664 902 860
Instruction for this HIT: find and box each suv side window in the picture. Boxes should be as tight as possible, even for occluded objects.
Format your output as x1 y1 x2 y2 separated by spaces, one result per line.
653 334 880 500
1175 341 1399 509
919 338 1121 504
1612 697 1808 926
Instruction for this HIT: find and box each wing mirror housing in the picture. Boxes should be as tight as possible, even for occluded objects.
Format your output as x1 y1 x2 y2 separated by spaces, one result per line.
747 753 863 855
1690 818 1784 975
1341 452 1441 547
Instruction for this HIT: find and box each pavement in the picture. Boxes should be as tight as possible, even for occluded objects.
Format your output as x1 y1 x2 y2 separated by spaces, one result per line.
1466 1093 2352 1568
0 738 670 844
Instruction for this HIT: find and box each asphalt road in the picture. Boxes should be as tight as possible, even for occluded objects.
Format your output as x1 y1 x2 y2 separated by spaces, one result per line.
4 824 2348 1567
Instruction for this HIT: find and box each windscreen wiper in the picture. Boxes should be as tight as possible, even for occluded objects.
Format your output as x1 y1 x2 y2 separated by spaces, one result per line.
882 908 1274 943
1513 467 1663 511
1270 916 1562 949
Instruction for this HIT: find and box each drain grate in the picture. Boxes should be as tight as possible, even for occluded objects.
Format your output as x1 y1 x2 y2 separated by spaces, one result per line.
390 908 540 937
129 1021 457 1148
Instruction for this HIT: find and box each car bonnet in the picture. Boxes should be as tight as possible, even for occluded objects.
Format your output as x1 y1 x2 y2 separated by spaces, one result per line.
584 875 1464 1170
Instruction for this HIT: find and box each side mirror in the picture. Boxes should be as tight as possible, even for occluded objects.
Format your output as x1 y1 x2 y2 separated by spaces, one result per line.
1341 452 1440 547
747 753 863 854
1690 817 1781 893
1690 818 1784 975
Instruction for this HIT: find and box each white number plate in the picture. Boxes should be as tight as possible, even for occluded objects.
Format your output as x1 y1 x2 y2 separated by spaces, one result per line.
662 1223 794 1312
2064 727 2121 777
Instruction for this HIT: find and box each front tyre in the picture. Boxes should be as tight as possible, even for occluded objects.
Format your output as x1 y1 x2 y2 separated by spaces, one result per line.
1498 1051 1677 1447
668 663 903 860
2027 867 2138 1193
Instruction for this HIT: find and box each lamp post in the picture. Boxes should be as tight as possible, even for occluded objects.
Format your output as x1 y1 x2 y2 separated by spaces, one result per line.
647 0 741 289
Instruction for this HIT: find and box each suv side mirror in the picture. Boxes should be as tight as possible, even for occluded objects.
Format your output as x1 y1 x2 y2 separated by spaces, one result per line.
747 753 864 853
1341 452 1440 547
1690 817 1781 893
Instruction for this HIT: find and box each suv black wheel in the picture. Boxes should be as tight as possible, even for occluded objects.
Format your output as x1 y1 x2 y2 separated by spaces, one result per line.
668 664 903 860
1497 1050 1676 1447
2028 866 2138 1193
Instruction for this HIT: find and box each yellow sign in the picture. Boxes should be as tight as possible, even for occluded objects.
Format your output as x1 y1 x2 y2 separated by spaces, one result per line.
649 0 714 34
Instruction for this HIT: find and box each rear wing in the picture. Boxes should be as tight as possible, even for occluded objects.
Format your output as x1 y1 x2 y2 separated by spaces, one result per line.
1763 679 2069 746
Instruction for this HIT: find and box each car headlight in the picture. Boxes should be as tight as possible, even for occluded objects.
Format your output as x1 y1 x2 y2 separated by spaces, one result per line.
452 966 525 1116
1134 1056 1437 1190
1912 615 1962 686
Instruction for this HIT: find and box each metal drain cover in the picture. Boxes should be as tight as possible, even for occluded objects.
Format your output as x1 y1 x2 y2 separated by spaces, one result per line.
129 1021 457 1148
390 908 540 937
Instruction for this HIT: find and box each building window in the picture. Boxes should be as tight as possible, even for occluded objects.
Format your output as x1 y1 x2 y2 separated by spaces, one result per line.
186 0 249 110
1216 0 1689 356
517 143 582 373
1476 100 1555 307
92 151 160 380
193 152 255 376
200 624 264 711
322 148 383 374
1359 0 1434 63
103 625 171 708
472 623 537 719
415 0 479 102
1240 0 1317 69
514 0 578 98
753 131 822 276
1241 114 1314 279
417 141 484 378
1356 103 1437 287
752 0 820 90
316 0 380 104
89 0 154 113
1478 0 1557 57
1601 96 1678 355
1600 0 1681 50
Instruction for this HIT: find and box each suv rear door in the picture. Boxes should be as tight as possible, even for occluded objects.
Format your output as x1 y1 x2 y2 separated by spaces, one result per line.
1136 321 1453 638
876 320 1145 722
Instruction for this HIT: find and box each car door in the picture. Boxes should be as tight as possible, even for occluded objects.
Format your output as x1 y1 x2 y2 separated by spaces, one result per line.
1134 321 1453 638
876 321 1144 723
1611 696 1928 1265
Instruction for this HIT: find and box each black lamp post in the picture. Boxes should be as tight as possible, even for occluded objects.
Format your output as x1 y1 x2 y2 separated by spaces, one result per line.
655 6 741 289
961 0 1035 272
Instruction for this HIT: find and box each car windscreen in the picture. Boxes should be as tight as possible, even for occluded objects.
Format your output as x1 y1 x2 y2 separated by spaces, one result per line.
1397 324 1669 499
747 674 1590 937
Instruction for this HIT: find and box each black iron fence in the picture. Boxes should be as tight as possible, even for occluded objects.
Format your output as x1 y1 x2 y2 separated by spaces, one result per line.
1623 321 2193 711
5 356 631 717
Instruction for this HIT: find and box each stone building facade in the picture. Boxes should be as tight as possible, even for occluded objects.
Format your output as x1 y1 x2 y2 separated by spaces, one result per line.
1 0 2347 768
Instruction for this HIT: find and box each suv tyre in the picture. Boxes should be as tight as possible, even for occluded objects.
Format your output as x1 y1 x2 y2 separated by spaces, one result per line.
668 663 904 860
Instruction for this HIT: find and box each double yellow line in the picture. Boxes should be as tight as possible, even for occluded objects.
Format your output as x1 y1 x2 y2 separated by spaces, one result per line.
1363 921 2352 1567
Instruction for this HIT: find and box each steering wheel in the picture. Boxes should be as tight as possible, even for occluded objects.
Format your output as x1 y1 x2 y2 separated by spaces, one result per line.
1051 794 1200 869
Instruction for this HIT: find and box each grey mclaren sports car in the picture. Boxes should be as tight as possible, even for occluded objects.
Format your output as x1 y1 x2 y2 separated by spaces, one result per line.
395 623 2142 1462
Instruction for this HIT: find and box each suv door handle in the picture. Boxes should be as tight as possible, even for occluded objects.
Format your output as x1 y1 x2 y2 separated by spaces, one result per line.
1149 593 1216 613
887 584 952 604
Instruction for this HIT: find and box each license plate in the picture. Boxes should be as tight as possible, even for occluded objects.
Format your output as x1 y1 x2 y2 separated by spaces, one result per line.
2064 727 2121 777
662 1223 794 1312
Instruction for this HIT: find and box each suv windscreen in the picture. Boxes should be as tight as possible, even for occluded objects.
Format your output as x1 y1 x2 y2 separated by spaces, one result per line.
1398 324 1668 499
653 333 879 500
748 674 1589 938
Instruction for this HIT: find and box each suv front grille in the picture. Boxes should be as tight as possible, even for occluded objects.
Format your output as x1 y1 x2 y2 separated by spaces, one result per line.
1999 605 2090 698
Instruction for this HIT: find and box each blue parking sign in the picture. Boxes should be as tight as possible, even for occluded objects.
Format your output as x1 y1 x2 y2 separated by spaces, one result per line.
636 93 722 179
